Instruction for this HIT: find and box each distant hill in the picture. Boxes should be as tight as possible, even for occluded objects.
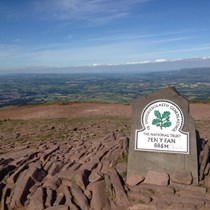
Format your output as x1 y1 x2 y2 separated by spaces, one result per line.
0 67 210 107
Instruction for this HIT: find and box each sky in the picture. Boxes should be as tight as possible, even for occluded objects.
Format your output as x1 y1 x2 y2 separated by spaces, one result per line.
0 0 210 73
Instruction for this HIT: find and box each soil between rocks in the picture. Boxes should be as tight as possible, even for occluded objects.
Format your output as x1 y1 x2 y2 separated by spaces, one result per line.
0 102 210 210
0 102 209 142
0 102 210 121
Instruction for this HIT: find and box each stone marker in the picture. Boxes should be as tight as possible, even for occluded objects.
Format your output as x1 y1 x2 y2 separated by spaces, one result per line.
127 87 198 184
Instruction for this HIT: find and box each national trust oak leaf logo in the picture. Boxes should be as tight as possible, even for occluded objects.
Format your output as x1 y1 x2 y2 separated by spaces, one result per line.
136 99 189 154
152 110 172 130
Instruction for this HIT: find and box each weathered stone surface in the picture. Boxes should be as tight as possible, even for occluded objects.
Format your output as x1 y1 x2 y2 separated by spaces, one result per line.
126 175 144 187
156 200 169 209
170 171 193 185
104 174 113 199
140 184 175 195
79 147 109 171
53 193 65 206
60 185 79 210
179 196 205 208
45 188 54 207
170 183 206 194
74 169 88 190
28 187 45 210
89 169 103 183
176 189 205 199
128 204 156 210
58 170 73 181
45 205 69 210
128 191 151 204
7 164 25 184
204 174 210 188
84 189 92 199
144 170 169 186
47 161 64 177
0 124 208 210
10 164 38 208
100 161 111 174
109 169 129 207
70 185 89 210
1 187 11 210
157 194 180 205
44 160 54 171
29 185 38 193
116 162 127 178
199 143 209 180
204 162 210 176
0 148 36 162
88 180 111 210
40 145 59 162
118 136 129 156
43 177 61 190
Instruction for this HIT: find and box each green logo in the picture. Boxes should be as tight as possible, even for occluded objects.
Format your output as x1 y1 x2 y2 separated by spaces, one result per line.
152 110 172 130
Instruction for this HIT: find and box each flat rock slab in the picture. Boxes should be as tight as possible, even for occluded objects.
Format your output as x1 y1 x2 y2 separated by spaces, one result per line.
126 175 145 187
144 170 169 186
170 171 193 185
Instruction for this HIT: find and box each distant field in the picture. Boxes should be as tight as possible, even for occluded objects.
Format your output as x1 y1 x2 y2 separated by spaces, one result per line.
0 67 210 107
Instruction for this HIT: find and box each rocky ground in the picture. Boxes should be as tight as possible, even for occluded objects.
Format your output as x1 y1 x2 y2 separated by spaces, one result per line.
0 102 210 210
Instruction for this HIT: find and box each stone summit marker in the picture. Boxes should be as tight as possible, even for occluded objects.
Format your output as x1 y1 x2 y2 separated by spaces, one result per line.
127 87 199 184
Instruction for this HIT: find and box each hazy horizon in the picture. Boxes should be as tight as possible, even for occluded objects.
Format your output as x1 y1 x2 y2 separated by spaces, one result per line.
0 0 210 73
1 57 210 74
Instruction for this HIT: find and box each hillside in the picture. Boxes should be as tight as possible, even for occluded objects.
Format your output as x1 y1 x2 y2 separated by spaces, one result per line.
0 102 209 141
0 102 210 209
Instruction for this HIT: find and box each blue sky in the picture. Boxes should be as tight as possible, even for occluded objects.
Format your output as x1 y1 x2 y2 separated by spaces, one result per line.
0 0 210 72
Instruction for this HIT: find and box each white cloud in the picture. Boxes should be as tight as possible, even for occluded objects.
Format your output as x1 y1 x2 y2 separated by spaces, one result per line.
34 0 152 24
1 34 210 69
154 58 168 63
202 56 210 60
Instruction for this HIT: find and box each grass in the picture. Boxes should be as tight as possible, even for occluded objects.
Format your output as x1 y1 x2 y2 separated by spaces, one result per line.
190 99 210 104
0 116 131 154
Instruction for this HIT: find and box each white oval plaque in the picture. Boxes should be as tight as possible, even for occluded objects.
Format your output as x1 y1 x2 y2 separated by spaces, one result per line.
135 99 189 154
